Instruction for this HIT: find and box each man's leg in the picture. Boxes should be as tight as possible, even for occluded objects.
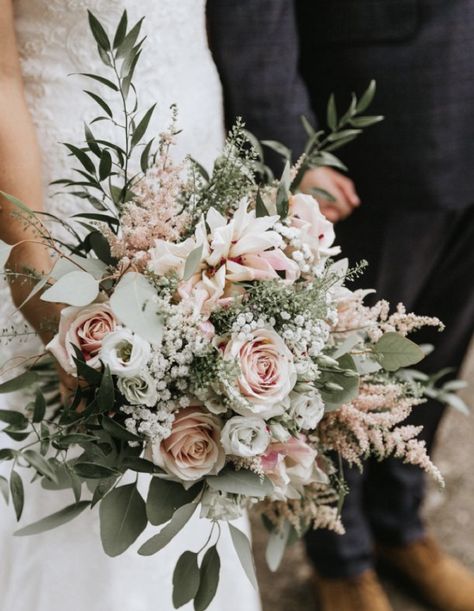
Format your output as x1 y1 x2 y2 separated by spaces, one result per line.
366 204 474 544
305 463 374 578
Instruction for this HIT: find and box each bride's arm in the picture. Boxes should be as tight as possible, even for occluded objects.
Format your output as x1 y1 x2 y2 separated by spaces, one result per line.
0 0 59 344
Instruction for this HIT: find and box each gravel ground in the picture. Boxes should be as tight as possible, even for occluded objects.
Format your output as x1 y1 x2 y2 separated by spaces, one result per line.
253 344 474 611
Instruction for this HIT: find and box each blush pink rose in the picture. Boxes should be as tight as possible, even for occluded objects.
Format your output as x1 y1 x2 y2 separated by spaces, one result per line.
224 328 297 419
47 303 117 374
288 193 336 259
151 406 225 481
261 435 319 500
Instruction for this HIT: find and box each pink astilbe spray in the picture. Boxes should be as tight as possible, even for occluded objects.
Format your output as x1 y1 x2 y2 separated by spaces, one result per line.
333 294 443 342
107 136 190 267
319 382 444 485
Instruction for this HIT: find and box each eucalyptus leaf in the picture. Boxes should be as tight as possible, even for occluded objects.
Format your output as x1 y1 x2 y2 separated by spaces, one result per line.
194 545 220 611
265 520 291 572
356 80 376 113
10 471 24 520
146 477 202 525
0 240 13 268
99 483 147 556
442 392 470 415
373 332 425 372
116 18 144 59
140 139 155 173
255 190 270 218
41 270 99 306
78 73 118 91
228 524 258 590
110 272 163 344
23 450 58 482
332 334 361 359
131 104 156 148
73 462 119 479
320 354 360 410
138 502 197 556
0 191 33 215
121 456 158 473
327 94 337 130
15 501 91 536
0 475 9 504
0 371 38 394
0 409 28 428
102 415 141 442
183 244 203 282
349 115 384 128
442 380 468 392
314 151 348 172
301 114 315 137
207 468 273 498
63 143 96 175
32 391 46 423
0 448 16 462
172 551 200 608
113 10 128 48
276 161 290 218
99 150 112 181
88 11 110 51
261 140 291 160
88 231 116 265
96 368 115 413
50 254 107 281
308 187 336 203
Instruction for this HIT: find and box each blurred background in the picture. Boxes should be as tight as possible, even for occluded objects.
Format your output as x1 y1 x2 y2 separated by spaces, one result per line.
253 342 474 611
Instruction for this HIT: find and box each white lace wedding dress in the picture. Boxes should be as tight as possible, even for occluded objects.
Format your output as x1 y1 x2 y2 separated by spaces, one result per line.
0 2 262 610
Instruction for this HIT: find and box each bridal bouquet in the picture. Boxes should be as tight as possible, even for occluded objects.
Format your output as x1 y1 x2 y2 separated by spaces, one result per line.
0 12 456 610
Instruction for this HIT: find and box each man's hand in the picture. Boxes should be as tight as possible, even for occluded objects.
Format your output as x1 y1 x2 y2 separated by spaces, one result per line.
299 166 360 222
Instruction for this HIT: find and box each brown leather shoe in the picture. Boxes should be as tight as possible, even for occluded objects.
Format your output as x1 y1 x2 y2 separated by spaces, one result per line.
377 536 474 611
314 569 393 611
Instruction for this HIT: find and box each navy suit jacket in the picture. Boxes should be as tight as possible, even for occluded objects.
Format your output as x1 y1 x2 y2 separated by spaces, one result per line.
208 0 474 211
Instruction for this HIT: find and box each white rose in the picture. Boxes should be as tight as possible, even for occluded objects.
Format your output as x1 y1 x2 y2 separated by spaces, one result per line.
288 386 325 430
99 328 151 377
224 328 297 419
117 370 158 407
221 416 270 457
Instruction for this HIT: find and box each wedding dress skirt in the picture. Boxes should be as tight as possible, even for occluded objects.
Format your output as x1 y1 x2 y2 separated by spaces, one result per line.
0 2 261 610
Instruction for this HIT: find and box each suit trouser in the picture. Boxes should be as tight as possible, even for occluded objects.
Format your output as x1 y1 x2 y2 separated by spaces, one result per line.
305 204 474 578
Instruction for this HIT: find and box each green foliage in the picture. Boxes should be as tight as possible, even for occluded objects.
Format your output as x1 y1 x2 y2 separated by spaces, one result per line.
183 244 204 282
10 471 24 520
373 332 425 372
228 524 258 590
110 272 163 344
146 478 202 526
99 483 147 556
172 551 200 608
138 502 197 556
15 501 91 536
41 270 99 306
265 520 291 572
194 545 221 611
319 354 360 410
207 468 273 498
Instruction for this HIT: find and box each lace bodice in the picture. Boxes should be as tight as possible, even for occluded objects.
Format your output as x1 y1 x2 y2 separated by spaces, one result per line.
14 0 224 208
1 0 224 372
